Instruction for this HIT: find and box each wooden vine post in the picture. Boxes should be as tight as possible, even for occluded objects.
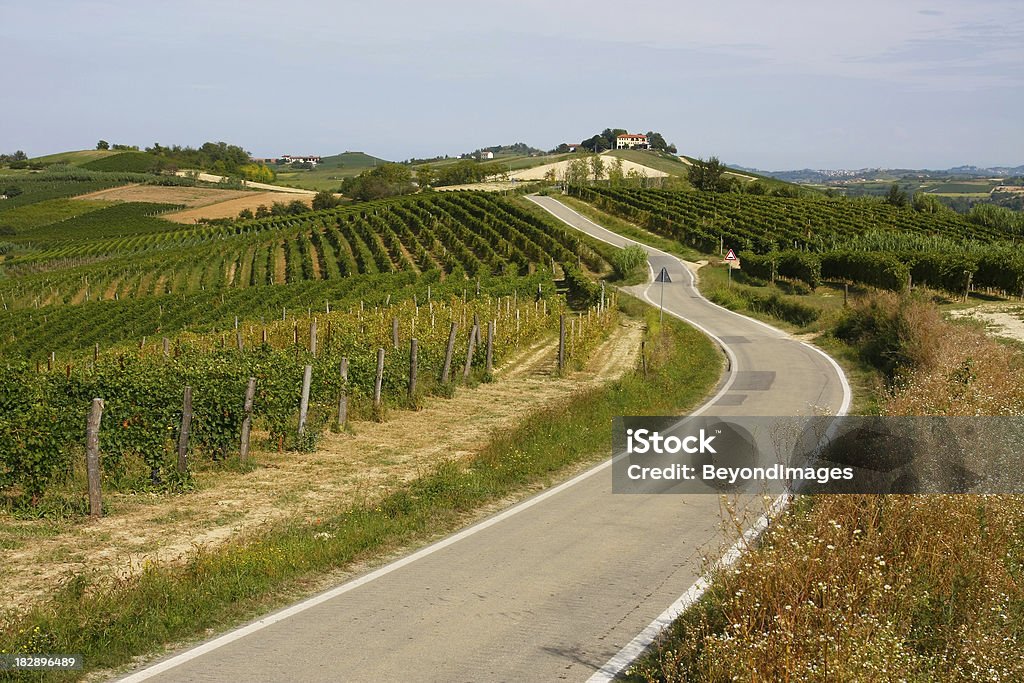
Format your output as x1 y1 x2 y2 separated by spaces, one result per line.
85 398 104 518
337 358 349 429
441 322 458 385
374 348 385 409
298 365 313 436
239 377 257 463
177 386 192 473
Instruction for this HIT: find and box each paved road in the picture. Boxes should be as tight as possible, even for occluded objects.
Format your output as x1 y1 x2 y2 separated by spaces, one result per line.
118 196 848 683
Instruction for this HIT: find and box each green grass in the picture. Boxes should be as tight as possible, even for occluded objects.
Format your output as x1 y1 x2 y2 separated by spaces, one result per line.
30 150 123 166
315 151 389 170
923 180 999 194
0 199 111 234
0 299 720 681
82 152 164 173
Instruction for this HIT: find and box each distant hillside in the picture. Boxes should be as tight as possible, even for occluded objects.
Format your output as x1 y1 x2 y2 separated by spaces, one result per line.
470 143 544 157
31 150 123 166
315 151 389 170
83 151 166 173
736 164 1024 184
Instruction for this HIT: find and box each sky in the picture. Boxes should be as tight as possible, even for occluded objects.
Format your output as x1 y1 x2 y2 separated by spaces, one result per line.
2 0 1022 170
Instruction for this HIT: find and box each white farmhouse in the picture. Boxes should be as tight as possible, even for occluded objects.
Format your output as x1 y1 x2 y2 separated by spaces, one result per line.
615 134 649 150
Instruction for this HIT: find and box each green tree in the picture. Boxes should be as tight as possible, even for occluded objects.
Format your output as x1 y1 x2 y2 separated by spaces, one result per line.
581 135 609 153
239 163 275 183
912 192 947 214
564 157 592 186
415 165 437 188
590 155 606 182
645 131 668 151
237 208 254 220
626 167 648 188
96 140 110 150
601 128 627 149
688 156 727 192
608 157 625 186
340 163 415 201
312 191 341 211
255 204 271 218
885 183 908 208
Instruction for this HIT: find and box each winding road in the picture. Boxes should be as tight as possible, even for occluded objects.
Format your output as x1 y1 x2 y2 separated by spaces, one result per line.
117 196 849 682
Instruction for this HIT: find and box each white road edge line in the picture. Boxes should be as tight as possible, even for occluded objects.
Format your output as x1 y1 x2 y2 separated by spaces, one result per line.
525 195 852 682
118 458 617 682
123 194 852 682
121 196 744 682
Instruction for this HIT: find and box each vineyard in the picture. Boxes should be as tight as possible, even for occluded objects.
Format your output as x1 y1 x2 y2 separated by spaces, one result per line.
1 191 608 308
573 187 1024 296
1 291 616 508
0 175 624 515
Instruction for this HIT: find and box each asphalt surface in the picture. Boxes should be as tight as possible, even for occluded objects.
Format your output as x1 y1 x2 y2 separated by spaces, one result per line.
117 195 849 683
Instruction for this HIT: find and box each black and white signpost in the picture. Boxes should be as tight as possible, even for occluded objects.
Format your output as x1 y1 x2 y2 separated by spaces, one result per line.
655 266 671 322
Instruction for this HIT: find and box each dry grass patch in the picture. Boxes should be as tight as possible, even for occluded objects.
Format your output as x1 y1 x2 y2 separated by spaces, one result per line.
631 292 1024 681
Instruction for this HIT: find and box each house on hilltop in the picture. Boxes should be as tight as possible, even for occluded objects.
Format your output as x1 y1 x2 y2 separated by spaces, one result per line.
280 155 322 166
615 134 649 150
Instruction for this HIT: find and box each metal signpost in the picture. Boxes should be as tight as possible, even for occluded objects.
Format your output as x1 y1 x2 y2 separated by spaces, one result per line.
725 248 738 284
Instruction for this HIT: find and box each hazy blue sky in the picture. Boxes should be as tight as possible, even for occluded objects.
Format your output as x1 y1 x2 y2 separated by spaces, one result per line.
2 0 1021 169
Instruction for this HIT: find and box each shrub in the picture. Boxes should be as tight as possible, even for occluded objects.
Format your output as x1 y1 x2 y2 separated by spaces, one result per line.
833 291 942 378
777 250 821 289
610 245 647 280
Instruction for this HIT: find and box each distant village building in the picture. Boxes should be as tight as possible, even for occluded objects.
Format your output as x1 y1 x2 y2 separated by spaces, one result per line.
615 134 649 150
566 143 584 152
479 151 494 160
280 155 323 166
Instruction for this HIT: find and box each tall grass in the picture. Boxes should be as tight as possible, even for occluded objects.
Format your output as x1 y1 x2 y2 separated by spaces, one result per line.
629 292 1024 681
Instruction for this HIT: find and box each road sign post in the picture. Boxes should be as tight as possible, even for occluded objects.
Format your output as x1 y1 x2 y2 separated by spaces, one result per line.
724 248 738 286
655 266 671 322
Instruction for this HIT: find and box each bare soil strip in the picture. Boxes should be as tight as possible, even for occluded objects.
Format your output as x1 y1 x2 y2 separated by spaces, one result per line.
72 185 252 207
0 320 643 609
948 303 1024 343
165 193 313 224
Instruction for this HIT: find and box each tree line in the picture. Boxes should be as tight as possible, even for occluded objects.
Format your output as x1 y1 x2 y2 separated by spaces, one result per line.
552 128 677 154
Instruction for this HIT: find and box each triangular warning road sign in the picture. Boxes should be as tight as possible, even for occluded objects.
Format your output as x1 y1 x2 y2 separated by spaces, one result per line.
655 266 671 283
724 249 738 261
